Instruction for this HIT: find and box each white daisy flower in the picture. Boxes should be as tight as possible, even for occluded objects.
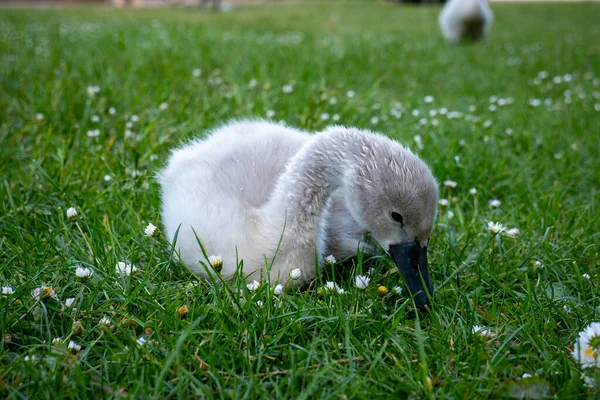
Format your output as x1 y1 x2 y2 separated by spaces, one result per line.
36 113 45 122
346 90 355 98
472 325 493 337
290 268 302 280
66 207 78 221
488 221 506 234
354 275 370 289
248 78 258 88
370 116 380 125
444 180 457 188
572 322 600 369
68 340 81 351
159 102 169 111
489 199 501 208
521 373 532 378
282 84 294 93
583 273 591 280
424 95 434 103
411 109 420 117
469 187 477 195
266 110 275 118
328 97 337 105
325 281 345 294
390 108 402 119
144 223 157 237
273 284 284 295
65 297 75 307
32 286 56 301
136 337 147 346
193 68 202 77
324 255 336 266
1 286 14 295
208 255 223 270
72 320 83 335
247 280 260 291
506 228 520 238
438 199 449 207
87 129 100 138
75 266 93 279
91 115 100 123
108 107 116 115
413 135 424 150
130 115 139 122
320 113 330 121
87 85 100 97
332 114 340 122
392 286 403 295
256 300 264 308
99 316 111 326
529 98 541 107
584 375 596 389
52 337 62 344
483 120 492 128
115 262 138 276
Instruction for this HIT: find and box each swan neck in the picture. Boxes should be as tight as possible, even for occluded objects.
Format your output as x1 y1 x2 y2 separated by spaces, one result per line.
264 130 354 229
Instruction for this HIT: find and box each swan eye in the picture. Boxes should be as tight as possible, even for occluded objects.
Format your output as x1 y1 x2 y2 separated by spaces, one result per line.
391 212 404 225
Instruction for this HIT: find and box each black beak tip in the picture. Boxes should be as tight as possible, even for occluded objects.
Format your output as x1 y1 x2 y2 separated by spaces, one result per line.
388 242 434 312
414 291 432 311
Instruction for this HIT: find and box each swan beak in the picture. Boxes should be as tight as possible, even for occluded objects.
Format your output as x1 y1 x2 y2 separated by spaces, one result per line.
389 242 434 310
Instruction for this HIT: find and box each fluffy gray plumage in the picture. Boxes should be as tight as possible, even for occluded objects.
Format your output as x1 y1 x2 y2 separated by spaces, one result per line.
158 120 439 286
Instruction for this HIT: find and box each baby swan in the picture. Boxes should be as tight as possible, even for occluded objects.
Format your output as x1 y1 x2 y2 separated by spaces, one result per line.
439 0 493 43
159 120 439 308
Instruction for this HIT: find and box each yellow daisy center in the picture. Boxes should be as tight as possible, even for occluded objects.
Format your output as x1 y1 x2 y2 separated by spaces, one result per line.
585 347 598 358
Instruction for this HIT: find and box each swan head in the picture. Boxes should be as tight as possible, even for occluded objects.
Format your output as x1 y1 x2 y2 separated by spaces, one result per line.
340 130 439 309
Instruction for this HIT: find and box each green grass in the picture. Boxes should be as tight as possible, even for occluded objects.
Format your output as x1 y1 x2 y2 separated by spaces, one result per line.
1 1 600 398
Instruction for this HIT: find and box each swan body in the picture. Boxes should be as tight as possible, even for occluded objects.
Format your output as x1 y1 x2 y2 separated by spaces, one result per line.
159 120 439 307
439 0 493 43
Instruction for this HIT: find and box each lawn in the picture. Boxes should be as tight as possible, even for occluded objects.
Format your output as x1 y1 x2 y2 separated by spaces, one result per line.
1 0 600 398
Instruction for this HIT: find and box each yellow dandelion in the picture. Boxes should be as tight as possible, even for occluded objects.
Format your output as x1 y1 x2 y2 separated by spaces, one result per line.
177 305 189 320
377 285 388 295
